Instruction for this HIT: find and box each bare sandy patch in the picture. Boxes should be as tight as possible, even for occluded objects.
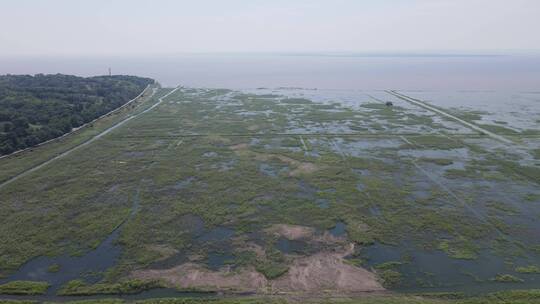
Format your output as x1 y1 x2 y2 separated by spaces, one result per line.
230 143 249 151
316 231 348 244
131 244 383 295
266 224 346 245
254 153 321 177
270 244 384 294
229 143 320 176
267 224 316 240
229 142 320 176
132 263 268 293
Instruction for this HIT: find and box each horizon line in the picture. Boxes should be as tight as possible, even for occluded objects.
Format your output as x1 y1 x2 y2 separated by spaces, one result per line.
2 50 540 58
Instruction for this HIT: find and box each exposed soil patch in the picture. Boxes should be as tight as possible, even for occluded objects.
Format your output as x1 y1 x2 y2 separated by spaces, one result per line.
132 263 267 293
271 244 384 294
267 224 316 240
230 144 320 176
230 143 249 151
131 244 383 295
255 154 320 177
267 224 346 245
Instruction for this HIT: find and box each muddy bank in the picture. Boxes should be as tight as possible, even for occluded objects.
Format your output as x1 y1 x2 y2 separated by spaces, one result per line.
131 243 384 295
270 244 383 294
133 263 267 293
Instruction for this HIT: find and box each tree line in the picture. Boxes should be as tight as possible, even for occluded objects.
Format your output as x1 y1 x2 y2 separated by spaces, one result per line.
0 74 153 155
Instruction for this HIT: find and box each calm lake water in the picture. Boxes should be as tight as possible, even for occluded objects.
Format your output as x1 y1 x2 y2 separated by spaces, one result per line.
1 53 540 91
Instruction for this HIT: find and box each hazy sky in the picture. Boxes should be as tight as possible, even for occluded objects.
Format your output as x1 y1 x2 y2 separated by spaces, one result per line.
1 0 539 56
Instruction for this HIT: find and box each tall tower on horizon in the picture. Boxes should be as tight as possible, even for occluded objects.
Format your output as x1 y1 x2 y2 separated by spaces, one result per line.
108 68 111 76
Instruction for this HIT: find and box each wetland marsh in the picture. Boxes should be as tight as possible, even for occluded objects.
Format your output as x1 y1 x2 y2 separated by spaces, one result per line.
0 86 539 301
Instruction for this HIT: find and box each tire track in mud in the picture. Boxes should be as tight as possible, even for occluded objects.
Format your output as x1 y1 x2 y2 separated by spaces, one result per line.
0 86 180 192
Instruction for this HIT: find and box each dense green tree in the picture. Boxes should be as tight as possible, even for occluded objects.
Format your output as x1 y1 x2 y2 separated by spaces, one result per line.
0 74 153 155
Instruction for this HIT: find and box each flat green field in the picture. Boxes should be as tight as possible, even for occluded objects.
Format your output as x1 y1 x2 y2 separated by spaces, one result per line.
1 87 539 302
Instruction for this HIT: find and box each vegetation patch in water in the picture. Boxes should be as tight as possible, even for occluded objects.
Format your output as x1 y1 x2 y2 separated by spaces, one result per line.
444 168 479 179
491 274 524 283
47 263 61 273
57 279 164 296
477 123 519 135
0 281 49 295
486 201 520 215
372 260 404 288
437 239 478 260
281 98 312 104
416 292 466 300
374 261 404 270
450 109 486 122
405 135 465 150
516 265 540 274
377 269 402 288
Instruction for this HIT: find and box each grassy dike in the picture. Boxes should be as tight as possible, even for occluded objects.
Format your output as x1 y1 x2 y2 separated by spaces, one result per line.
2 289 540 304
